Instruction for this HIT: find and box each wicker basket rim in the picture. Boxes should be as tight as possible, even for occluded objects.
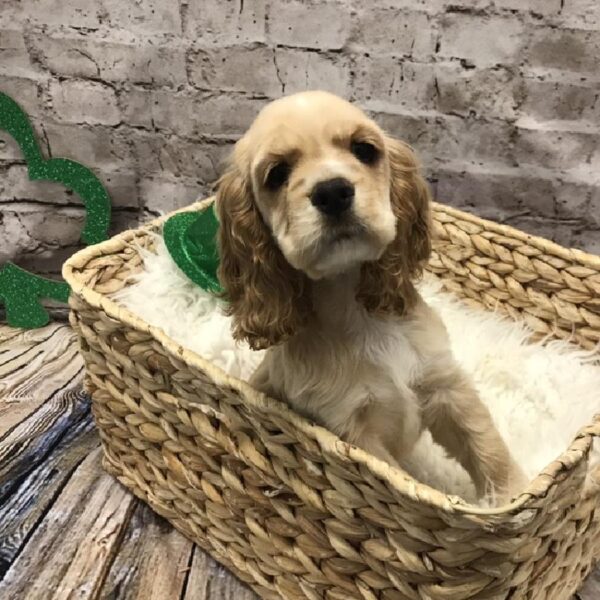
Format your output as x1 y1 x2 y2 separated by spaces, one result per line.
433 203 600 268
63 197 600 517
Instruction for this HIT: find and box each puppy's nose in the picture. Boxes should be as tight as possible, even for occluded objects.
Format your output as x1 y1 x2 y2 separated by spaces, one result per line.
310 177 354 217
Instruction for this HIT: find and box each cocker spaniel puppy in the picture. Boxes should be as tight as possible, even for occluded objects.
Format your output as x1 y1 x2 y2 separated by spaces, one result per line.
216 91 524 500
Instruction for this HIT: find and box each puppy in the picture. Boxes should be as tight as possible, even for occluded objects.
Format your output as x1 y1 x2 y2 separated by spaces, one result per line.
215 91 524 500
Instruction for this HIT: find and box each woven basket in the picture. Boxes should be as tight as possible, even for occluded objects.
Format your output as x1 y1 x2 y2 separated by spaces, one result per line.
64 198 600 600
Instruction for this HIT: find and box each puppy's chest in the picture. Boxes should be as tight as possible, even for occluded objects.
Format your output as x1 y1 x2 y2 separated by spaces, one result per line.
277 324 424 426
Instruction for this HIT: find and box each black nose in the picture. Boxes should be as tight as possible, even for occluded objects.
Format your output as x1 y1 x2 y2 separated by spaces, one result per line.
310 177 354 217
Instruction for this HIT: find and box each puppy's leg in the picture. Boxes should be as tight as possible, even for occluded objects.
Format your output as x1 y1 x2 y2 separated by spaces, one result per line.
249 357 279 398
350 390 422 469
353 433 400 468
418 363 525 500
249 357 268 388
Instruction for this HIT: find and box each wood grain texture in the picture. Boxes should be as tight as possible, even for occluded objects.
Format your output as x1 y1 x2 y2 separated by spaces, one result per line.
0 448 135 600
0 324 26 345
0 324 82 437
0 323 598 599
0 388 89 499
99 502 194 600
0 412 98 575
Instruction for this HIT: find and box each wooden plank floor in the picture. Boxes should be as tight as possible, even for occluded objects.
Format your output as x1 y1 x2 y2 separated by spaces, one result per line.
0 323 598 599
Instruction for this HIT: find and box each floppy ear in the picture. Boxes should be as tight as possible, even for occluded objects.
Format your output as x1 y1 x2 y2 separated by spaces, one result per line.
356 136 432 315
216 156 312 350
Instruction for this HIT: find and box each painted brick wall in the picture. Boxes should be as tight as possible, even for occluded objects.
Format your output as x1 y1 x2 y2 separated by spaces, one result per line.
1 0 599 277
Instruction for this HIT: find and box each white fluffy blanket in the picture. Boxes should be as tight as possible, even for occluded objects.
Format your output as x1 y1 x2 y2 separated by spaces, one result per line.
114 235 600 505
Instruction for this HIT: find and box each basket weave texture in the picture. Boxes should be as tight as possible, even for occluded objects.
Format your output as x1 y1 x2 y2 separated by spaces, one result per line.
64 199 600 600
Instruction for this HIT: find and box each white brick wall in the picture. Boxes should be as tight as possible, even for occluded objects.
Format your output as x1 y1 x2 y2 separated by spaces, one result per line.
1 0 599 277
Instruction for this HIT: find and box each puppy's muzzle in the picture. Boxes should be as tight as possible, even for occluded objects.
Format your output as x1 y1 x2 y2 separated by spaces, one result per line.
310 177 354 218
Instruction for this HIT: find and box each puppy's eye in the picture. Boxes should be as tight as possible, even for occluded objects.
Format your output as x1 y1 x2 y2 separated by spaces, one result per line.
351 141 379 165
265 162 290 191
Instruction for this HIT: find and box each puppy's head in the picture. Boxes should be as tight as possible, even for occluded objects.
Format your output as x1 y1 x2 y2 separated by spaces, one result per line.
217 91 431 349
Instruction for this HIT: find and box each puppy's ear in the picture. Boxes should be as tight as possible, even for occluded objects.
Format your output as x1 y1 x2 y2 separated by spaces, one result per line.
216 154 312 350
357 136 432 315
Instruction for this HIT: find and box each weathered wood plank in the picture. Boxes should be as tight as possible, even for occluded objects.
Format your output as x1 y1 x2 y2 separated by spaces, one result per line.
99 502 194 600
0 324 63 346
0 330 79 393
0 388 89 500
0 325 26 346
183 546 258 600
0 448 135 600
0 410 98 576
0 323 66 366
0 324 82 437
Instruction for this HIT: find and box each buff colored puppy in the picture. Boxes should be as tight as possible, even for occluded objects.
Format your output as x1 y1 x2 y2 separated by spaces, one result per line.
216 91 524 501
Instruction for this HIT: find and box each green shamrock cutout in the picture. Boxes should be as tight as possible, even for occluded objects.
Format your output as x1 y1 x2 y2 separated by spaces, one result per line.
0 263 71 328
163 205 223 295
0 91 112 328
